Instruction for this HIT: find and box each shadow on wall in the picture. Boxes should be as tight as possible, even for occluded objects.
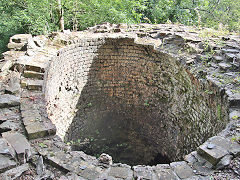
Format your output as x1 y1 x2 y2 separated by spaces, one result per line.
64 38 173 165
59 38 228 166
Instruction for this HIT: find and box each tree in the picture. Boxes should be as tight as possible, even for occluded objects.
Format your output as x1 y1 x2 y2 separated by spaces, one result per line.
57 0 64 31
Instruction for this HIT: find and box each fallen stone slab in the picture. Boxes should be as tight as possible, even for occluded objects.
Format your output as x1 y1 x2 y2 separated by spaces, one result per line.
216 154 233 170
154 164 180 180
133 165 158 179
197 143 228 166
184 151 214 176
0 138 15 158
197 136 240 166
5 76 21 95
39 149 104 179
0 163 29 179
207 136 240 157
0 154 17 173
0 120 21 132
98 163 133 180
0 60 13 73
170 161 194 179
0 94 20 108
2 132 31 163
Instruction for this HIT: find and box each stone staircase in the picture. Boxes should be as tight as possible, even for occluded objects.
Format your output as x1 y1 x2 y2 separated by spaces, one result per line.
18 56 56 140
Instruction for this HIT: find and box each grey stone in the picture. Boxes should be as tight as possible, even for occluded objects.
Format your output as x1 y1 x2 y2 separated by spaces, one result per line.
10 34 32 44
0 94 20 108
154 164 180 180
35 169 54 180
208 136 240 157
228 93 240 108
25 121 56 140
133 165 158 180
5 76 20 95
0 60 13 73
0 138 15 158
197 143 228 166
0 108 20 121
213 56 224 63
98 153 113 165
7 42 26 50
187 152 215 176
2 132 31 163
225 53 236 62
219 62 232 71
216 155 233 170
0 120 20 132
170 161 194 179
60 173 87 180
78 168 101 180
33 35 47 47
0 163 29 180
0 154 17 173
108 164 133 179
207 144 215 149
37 156 45 176
222 49 239 54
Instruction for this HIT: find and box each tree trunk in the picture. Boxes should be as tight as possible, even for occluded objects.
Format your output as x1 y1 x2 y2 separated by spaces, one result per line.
57 0 64 31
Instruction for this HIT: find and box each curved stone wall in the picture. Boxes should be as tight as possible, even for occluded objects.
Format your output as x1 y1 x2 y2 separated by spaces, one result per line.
45 36 229 165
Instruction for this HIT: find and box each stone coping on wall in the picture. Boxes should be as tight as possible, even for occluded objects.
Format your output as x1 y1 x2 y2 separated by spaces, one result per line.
0 23 239 179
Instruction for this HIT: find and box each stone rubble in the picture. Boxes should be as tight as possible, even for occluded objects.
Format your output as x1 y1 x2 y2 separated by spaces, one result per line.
0 23 239 179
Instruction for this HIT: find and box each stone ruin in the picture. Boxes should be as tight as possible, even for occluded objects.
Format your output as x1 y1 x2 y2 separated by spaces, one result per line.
0 23 240 179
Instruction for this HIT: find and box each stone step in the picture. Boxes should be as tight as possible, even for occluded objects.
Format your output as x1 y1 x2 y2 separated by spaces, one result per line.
21 79 43 91
23 70 44 80
20 100 56 139
14 57 47 73
24 118 56 140
0 94 20 108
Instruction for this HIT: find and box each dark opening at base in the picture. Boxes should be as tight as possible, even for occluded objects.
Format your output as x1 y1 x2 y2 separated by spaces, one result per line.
148 153 171 166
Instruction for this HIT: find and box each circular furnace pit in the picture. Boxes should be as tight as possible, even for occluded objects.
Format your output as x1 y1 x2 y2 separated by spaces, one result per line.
45 37 229 166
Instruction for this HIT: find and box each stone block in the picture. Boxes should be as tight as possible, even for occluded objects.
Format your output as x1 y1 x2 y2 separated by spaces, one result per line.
2 132 31 163
133 165 158 179
170 161 194 179
208 136 240 157
0 94 20 108
25 121 56 140
0 163 29 179
197 143 228 166
154 164 180 180
0 154 17 173
107 164 133 179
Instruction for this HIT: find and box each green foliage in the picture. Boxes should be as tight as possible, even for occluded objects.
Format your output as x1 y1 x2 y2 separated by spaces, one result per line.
0 0 239 56
143 0 240 32
63 0 146 30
